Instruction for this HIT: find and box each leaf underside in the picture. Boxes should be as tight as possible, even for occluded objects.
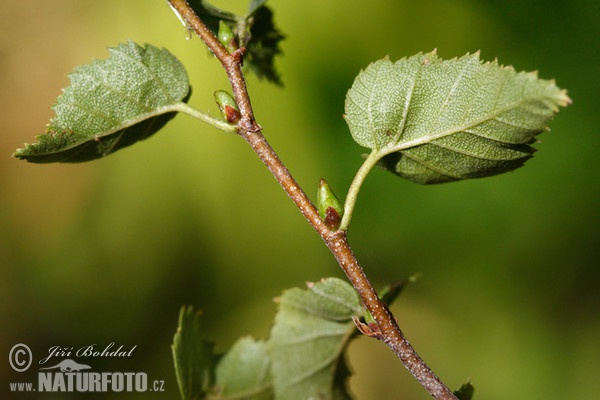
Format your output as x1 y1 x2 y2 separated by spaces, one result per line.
14 41 190 163
269 278 361 400
172 278 362 400
344 51 570 184
215 337 272 399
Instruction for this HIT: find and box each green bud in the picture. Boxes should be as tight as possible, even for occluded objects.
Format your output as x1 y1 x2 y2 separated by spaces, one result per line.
217 20 238 53
214 90 241 124
317 179 344 230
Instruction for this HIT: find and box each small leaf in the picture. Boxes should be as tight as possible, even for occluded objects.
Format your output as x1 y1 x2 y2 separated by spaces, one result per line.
245 5 285 85
269 278 362 400
186 0 237 34
454 381 475 400
186 0 284 85
215 337 273 399
248 0 268 16
344 51 570 184
15 41 190 163
172 306 220 400
379 275 419 307
363 277 416 325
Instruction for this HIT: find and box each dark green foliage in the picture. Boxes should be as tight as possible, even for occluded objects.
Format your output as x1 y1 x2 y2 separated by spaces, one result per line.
454 382 475 400
187 0 284 84
172 279 362 400
172 307 220 400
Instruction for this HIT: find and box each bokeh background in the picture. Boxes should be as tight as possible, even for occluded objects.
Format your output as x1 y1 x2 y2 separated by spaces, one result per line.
1 1 598 399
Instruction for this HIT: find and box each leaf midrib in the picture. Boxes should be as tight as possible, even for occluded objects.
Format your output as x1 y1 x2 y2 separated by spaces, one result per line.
381 96 532 157
31 104 183 156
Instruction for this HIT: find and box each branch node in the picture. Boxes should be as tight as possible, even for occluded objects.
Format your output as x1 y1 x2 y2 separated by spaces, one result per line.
352 316 384 339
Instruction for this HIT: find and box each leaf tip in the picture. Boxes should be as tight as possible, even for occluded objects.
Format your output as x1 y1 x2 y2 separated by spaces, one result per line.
408 273 421 284
559 89 573 107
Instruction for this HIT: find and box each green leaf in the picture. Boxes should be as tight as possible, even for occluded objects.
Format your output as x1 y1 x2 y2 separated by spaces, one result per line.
248 0 268 15
245 5 285 85
269 278 362 400
14 41 190 163
363 277 416 326
172 279 363 400
186 0 237 34
344 51 571 184
215 337 273 399
172 306 220 400
379 275 419 307
454 381 475 400
186 0 284 85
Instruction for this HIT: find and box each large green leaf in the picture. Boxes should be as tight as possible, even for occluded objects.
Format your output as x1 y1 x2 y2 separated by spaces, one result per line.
344 51 571 184
269 278 362 400
14 41 190 163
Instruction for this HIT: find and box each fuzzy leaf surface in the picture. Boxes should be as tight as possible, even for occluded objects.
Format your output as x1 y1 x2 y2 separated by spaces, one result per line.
269 278 362 400
344 51 570 184
15 41 190 163
172 306 219 400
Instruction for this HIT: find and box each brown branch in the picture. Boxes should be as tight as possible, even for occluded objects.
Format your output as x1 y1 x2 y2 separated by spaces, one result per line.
166 1 458 399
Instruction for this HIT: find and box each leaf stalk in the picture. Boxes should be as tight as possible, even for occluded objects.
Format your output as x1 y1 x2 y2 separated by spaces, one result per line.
173 102 237 133
339 150 383 231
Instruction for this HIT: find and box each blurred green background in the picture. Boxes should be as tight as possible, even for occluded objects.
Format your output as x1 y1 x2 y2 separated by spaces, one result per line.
1 0 598 399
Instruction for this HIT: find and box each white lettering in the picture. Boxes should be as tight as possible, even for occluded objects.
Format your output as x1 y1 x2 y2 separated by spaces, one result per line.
112 372 124 392
37 372 148 392
39 346 73 365
89 372 101 391
52 373 66 391
135 372 147 391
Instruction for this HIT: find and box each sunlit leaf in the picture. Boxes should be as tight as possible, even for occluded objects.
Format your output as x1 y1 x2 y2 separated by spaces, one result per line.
344 51 570 184
172 306 219 400
14 41 190 163
269 278 362 400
